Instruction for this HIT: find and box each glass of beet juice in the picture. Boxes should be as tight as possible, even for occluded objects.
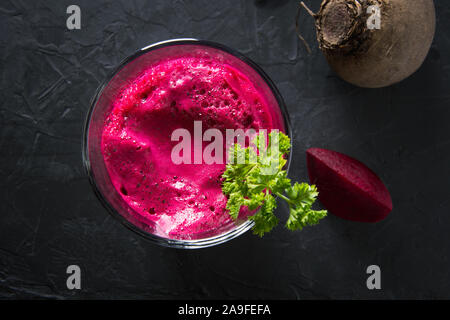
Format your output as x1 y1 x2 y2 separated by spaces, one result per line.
83 39 292 248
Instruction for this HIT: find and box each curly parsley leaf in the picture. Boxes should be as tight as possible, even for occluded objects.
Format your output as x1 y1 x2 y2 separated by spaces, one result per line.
222 131 327 236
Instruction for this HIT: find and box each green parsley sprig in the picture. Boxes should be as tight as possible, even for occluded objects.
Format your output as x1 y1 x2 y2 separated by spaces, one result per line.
222 131 327 237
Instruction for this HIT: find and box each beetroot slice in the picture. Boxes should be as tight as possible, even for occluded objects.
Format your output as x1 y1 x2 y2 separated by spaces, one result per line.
306 148 392 223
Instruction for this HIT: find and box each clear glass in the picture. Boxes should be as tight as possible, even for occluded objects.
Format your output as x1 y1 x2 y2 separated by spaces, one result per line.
82 39 292 249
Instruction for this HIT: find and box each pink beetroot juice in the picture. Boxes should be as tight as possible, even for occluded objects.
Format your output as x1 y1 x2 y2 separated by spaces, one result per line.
101 53 284 239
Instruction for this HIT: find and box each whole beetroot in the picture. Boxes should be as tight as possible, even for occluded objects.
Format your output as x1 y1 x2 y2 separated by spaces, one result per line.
297 0 436 88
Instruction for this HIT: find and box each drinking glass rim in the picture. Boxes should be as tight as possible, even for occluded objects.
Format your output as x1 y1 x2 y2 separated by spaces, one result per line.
82 38 293 249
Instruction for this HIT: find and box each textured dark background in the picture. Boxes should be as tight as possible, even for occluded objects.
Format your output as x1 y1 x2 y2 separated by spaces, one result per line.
1 0 449 299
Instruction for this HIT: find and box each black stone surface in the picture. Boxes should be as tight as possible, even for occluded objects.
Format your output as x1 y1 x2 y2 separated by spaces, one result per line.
1 0 449 299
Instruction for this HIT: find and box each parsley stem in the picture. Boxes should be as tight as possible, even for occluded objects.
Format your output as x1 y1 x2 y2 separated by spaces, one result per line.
245 164 258 176
275 192 294 206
